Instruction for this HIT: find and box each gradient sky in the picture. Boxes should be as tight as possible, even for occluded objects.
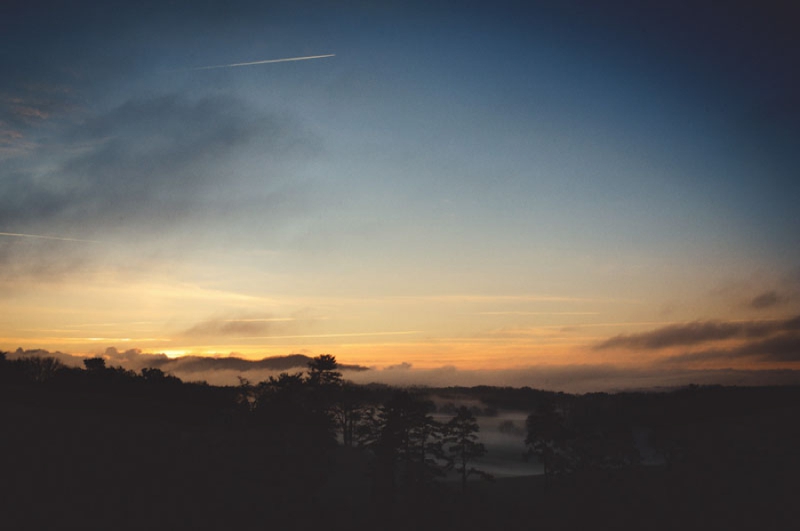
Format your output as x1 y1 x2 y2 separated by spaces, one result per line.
2 1 798 390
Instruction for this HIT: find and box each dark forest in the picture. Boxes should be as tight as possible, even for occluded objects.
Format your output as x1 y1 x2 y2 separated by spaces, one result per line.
2 352 798 530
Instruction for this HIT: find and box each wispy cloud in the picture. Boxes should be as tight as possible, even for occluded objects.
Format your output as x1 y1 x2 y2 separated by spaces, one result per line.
182 317 280 338
186 54 335 71
180 311 326 339
0 91 320 286
476 311 600 316
748 290 784 309
244 331 422 340
398 294 603 303
0 93 314 236
0 231 99 243
1 86 75 129
660 334 800 365
58 321 158 329
594 315 800 350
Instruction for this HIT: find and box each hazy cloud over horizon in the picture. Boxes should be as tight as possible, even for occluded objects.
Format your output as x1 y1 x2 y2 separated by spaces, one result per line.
6 347 368 378
6 347 800 393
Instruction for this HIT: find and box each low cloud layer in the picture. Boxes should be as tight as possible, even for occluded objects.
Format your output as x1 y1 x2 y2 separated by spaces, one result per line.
7 347 368 383
342 363 800 393
7 347 800 393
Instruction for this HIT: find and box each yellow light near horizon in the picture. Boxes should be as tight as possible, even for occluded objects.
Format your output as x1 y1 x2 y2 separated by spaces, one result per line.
161 350 189 359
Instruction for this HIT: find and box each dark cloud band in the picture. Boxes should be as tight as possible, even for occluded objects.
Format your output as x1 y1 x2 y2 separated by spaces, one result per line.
595 315 800 351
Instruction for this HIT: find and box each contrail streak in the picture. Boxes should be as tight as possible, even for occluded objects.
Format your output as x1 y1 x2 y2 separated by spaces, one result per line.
0 231 99 243
188 54 335 71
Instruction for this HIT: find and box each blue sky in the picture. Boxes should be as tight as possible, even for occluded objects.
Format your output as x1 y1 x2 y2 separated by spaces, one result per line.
1 1 798 389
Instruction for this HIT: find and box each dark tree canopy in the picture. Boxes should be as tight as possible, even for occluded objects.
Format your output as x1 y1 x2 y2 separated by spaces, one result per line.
525 401 573 487
444 406 491 492
369 390 448 508
307 354 342 388
83 357 106 371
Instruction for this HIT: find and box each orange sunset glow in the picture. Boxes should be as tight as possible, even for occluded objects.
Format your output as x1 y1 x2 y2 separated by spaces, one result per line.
3 3 799 530
1 0 798 391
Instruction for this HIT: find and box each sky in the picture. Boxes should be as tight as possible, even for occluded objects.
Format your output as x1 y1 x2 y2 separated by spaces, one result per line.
1 0 799 391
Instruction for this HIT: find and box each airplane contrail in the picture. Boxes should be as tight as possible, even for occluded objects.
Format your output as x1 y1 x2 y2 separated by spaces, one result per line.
187 53 335 71
0 231 99 243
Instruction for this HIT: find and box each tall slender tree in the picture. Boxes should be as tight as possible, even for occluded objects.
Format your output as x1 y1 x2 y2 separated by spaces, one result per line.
370 391 447 507
525 400 571 489
444 406 492 492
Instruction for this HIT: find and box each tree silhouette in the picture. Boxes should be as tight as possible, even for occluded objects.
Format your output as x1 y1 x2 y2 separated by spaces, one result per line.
444 406 492 492
0 351 9 382
334 382 375 447
306 354 342 388
370 391 447 508
83 357 106 371
566 397 640 472
141 367 180 385
250 370 337 503
253 371 309 423
235 376 256 411
18 355 65 383
525 400 572 489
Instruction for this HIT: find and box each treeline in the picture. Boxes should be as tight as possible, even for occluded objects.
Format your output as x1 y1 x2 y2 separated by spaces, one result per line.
0 352 495 529
234 355 493 499
2 351 798 530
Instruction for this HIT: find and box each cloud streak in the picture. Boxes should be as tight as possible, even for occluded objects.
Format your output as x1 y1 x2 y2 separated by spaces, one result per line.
179 311 329 340
476 311 600 316
749 291 784 309
182 317 282 338
595 315 800 350
0 93 314 232
243 331 423 340
661 334 800 365
186 54 335 71
0 92 320 284
0 231 99 243
593 314 800 368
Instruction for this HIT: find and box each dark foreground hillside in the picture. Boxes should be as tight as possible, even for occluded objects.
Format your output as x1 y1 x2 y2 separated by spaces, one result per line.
2 358 799 530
